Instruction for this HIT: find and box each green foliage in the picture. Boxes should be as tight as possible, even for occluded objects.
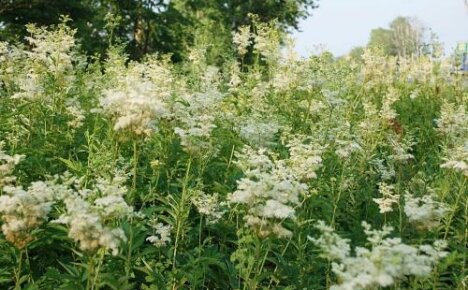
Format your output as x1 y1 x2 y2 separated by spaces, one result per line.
0 0 318 61
0 20 466 290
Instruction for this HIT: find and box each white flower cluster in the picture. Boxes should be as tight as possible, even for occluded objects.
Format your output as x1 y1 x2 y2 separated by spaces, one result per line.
334 139 363 159
146 220 172 248
56 195 127 255
232 26 252 56
308 221 351 261
0 142 25 187
310 221 448 290
373 182 399 214
286 136 323 181
173 90 222 154
229 146 308 238
440 141 468 177
0 181 55 248
388 134 415 162
436 103 468 138
54 171 133 255
369 158 395 181
100 61 172 136
24 22 76 75
238 118 280 147
65 98 86 129
191 191 226 224
380 87 400 122
436 102 468 177
12 21 76 101
404 192 448 229
252 22 281 62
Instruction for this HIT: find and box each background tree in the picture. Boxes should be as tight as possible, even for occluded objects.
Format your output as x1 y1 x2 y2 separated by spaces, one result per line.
0 0 319 61
367 16 441 57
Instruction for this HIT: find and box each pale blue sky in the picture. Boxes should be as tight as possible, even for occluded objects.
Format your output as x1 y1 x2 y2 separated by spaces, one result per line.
293 0 468 56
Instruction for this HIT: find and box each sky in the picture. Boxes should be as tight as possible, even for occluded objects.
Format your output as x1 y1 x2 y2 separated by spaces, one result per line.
293 0 468 56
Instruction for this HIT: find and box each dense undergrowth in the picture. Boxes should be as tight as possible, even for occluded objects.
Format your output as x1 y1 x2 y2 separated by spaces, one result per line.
0 19 466 290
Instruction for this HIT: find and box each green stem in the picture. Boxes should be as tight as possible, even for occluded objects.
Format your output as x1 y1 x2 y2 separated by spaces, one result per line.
132 140 139 190
172 158 192 289
14 250 24 290
92 249 105 290
86 254 94 290
24 247 34 285
443 177 466 240
126 218 134 278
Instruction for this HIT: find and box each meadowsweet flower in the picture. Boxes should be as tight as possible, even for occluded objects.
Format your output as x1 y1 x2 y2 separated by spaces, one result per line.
404 192 448 229
173 90 222 153
146 220 172 247
55 195 126 255
369 158 395 181
286 136 323 180
0 181 55 248
388 134 415 162
335 139 363 159
232 26 252 56
312 221 448 290
191 191 226 224
0 142 25 187
65 98 86 129
358 101 380 139
436 103 468 138
380 87 400 122
227 61 242 91
238 118 280 147
11 21 76 101
24 22 76 75
440 141 468 177
53 171 132 255
308 221 351 261
252 21 281 62
373 182 399 214
100 61 171 136
229 146 308 238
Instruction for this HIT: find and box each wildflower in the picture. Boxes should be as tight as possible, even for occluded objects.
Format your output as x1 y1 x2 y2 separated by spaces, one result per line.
53 171 132 255
440 141 468 177
308 221 351 261
232 26 252 56
373 182 399 214
380 87 400 122
173 90 222 153
404 192 448 229
369 158 395 181
100 62 171 136
252 22 281 62
65 98 86 129
238 118 280 147
12 21 77 101
0 142 25 187
335 139 362 159
146 221 172 247
388 134 415 162
229 146 308 238
286 136 323 181
435 103 468 138
311 221 448 290
55 195 126 255
191 191 226 224
0 181 55 248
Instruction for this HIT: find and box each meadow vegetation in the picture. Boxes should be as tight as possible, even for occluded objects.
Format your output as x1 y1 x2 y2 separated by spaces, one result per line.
0 18 466 289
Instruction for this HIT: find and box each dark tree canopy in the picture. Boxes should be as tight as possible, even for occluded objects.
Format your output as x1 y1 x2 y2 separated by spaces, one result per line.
0 0 318 60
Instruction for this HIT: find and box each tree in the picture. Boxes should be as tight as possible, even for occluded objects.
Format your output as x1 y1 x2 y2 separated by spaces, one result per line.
367 16 441 57
0 0 319 61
